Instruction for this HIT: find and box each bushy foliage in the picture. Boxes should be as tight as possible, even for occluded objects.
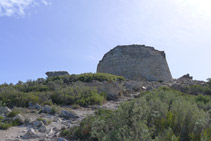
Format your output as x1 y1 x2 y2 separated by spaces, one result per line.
51 86 105 107
184 85 211 95
47 73 125 84
0 89 40 107
0 112 23 130
7 109 20 118
0 122 12 130
0 73 121 107
62 88 211 141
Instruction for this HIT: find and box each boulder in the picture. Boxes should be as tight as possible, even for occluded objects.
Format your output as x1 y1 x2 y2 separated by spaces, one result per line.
38 125 47 133
179 74 193 80
60 110 78 120
46 71 69 77
0 106 11 115
28 103 41 110
123 81 143 93
22 128 40 139
33 120 44 128
42 105 52 114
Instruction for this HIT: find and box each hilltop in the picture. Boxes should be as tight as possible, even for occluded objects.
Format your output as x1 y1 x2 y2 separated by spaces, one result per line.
0 45 210 141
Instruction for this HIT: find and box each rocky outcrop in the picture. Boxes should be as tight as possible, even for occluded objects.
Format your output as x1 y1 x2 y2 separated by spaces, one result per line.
97 45 173 82
178 74 193 80
46 71 69 77
60 110 79 120
22 129 41 139
0 106 11 115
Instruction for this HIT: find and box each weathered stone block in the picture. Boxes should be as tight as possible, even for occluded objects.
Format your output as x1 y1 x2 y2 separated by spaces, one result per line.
45 71 69 77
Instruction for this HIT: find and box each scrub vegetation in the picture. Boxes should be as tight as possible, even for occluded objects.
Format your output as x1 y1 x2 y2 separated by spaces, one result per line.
0 73 124 108
61 88 211 141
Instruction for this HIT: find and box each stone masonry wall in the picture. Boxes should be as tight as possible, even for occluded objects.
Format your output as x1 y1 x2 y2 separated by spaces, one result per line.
97 45 173 82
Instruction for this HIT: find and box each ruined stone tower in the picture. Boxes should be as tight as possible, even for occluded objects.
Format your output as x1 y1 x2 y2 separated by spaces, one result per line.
97 45 173 82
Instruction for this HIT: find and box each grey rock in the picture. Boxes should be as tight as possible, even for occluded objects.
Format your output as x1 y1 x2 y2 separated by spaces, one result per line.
28 103 42 110
46 71 69 77
57 137 67 141
179 74 193 80
97 45 173 82
60 110 78 120
53 117 62 123
38 125 47 133
33 120 45 128
0 106 11 115
22 128 40 139
42 105 52 114
123 81 143 93
47 128 54 134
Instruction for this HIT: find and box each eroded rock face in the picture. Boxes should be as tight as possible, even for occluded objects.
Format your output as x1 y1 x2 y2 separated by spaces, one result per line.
97 45 173 82
45 71 69 77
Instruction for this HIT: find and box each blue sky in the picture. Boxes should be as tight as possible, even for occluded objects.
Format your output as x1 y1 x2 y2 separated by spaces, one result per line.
0 0 211 84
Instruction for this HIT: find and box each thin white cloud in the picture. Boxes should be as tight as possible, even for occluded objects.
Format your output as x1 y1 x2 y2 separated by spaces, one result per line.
41 0 50 6
0 0 50 16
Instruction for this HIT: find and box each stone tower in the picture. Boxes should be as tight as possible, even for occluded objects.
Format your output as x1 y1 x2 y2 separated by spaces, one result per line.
97 45 173 82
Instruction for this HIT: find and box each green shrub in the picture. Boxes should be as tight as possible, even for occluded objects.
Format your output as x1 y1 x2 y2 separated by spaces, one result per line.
185 85 211 95
47 73 125 84
0 122 12 130
195 95 210 104
42 100 53 106
0 73 124 108
51 86 106 107
12 119 23 126
62 88 211 141
0 90 40 107
7 110 20 118
201 125 211 141
0 116 3 121
72 104 80 109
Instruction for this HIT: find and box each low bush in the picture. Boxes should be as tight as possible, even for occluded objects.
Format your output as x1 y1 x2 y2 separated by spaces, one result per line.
0 119 22 130
0 122 12 130
62 88 211 141
0 116 3 121
51 86 105 107
7 110 20 118
47 73 125 84
0 90 40 107
0 73 124 108
184 85 211 95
